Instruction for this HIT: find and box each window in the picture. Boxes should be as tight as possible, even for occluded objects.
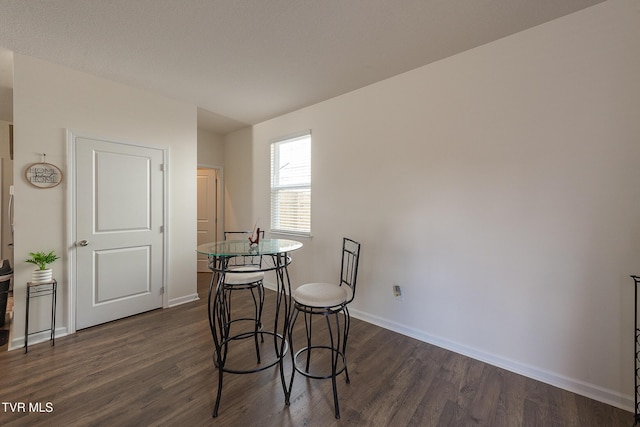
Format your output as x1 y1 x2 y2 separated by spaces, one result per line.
270 131 311 236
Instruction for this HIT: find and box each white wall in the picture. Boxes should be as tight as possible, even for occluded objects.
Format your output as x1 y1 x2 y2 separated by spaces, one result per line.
248 0 640 410
12 54 198 347
197 128 224 167
224 127 254 231
197 128 225 260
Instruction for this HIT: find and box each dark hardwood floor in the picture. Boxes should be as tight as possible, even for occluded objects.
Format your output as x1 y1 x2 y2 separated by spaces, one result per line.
0 273 632 426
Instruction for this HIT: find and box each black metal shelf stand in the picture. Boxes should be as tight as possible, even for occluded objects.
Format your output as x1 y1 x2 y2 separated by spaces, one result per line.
632 275 640 425
24 279 57 354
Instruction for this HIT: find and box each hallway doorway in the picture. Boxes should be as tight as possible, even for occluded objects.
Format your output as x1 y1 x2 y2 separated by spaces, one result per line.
197 166 223 272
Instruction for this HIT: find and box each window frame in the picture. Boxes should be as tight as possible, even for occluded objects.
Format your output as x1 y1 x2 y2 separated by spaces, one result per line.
270 130 312 237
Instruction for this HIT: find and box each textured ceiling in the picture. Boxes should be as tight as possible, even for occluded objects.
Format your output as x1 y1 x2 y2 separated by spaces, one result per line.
0 0 605 134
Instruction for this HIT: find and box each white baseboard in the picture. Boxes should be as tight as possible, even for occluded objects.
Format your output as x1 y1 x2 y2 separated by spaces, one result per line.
7 294 200 351
168 293 199 307
263 281 277 292
9 326 69 352
348 307 634 413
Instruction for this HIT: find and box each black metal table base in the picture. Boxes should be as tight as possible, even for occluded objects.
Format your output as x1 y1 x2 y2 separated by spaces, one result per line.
213 331 288 374
208 253 294 417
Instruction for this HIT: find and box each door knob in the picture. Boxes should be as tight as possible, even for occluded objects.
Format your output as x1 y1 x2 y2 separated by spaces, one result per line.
78 240 89 247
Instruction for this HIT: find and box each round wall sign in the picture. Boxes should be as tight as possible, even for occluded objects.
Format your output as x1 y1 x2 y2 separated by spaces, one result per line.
25 162 63 188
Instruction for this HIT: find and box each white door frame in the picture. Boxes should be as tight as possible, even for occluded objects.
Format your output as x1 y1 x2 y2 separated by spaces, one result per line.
66 130 169 334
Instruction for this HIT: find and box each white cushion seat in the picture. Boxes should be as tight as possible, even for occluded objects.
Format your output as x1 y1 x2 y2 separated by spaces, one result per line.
224 266 264 285
293 282 352 308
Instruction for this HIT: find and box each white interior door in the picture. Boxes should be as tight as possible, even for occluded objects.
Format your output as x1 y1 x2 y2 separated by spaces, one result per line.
197 168 217 272
74 136 164 330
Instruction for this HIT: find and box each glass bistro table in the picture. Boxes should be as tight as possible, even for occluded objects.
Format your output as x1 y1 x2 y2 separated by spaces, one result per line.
196 238 303 417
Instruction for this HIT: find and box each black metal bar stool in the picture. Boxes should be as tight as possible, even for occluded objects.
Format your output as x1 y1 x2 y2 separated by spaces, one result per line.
212 231 266 366
288 237 361 419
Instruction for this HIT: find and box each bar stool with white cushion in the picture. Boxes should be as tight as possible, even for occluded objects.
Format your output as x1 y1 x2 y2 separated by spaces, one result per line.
216 231 266 364
288 237 361 419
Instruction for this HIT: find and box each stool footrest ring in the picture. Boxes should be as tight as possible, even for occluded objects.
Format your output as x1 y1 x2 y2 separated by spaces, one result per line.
293 345 347 380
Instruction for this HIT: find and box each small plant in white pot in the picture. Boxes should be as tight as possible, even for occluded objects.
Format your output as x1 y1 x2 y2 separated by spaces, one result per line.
25 250 60 283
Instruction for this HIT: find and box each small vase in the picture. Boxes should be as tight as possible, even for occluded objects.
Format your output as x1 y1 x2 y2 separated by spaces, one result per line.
31 268 53 283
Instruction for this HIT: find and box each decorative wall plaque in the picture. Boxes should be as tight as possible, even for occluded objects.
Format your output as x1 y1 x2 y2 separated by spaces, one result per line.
25 162 63 188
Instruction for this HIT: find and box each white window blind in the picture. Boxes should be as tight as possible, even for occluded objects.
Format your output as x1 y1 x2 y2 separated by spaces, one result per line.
270 132 311 236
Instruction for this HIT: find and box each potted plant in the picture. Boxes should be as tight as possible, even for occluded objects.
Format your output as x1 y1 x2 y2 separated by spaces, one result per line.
25 250 59 283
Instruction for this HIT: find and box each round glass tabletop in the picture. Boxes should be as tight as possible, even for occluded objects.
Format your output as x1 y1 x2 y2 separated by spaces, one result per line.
196 238 303 257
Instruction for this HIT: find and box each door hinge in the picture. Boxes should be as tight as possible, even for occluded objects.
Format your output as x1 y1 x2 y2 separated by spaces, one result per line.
160 287 165 294
160 164 165 172
160 225 164 233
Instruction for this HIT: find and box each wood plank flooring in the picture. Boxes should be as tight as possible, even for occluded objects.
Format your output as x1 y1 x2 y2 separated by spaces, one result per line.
0 273 632 426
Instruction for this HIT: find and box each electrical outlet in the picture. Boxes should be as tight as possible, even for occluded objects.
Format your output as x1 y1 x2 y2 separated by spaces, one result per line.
393 284 403 300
